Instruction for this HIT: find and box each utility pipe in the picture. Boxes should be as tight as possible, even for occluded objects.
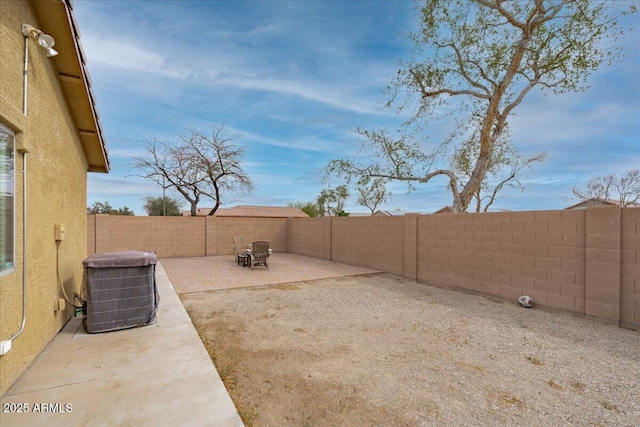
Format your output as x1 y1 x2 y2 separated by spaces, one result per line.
10 32 30 341
11 152 27 341
22 31 29 115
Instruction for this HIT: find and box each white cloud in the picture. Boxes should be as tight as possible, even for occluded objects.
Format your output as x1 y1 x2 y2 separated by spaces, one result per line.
229 125 354 154
81 35 186 78
80 19 394 116
512 99 637 147
75 1 639 215
88 175 155 197
107 148 148 159
212 74 386 116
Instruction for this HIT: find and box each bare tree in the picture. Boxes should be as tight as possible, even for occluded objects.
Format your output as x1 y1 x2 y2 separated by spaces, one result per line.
571 169 640 207
133 125 254 216
616 170 640 206
329 1 635 212
180 126 255 215
133 137 206 216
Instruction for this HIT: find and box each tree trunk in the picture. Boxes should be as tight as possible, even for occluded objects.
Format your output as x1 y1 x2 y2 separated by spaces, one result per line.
207 199 220 216
452 30 532 213
457 152 491 212
207 181 221 215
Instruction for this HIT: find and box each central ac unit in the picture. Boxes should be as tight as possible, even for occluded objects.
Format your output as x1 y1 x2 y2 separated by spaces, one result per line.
82 251 159 333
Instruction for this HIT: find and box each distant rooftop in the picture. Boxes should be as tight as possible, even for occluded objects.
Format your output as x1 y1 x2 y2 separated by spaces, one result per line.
432 206 513 214
181 205 309 218
374 209 412 216
565 198 640 210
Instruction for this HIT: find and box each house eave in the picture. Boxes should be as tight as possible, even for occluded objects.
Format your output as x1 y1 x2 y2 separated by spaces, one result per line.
33 0 110 173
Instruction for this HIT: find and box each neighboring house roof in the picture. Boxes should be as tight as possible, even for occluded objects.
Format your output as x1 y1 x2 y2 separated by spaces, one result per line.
32 0 109 172
565 198 640 210
432 206 512 214
432 206 453 214
374 209 410 216
181 206 310 218
181 208 219 216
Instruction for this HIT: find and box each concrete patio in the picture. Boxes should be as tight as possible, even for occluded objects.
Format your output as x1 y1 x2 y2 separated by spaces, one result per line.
161 253 382 294
0 254 380 426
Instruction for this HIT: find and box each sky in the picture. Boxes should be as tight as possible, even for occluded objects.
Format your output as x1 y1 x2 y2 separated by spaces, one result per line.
75 0 640 216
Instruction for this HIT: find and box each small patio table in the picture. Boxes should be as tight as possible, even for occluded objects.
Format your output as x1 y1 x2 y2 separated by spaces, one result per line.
237 253 250 268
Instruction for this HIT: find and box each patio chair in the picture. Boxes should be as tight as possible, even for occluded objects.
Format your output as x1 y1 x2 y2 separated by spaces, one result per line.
233 235 248 264
249 240 272 269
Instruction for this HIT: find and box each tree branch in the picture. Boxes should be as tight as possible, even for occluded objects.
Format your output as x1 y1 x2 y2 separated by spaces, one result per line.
410 69 491 100
442 42 492 96
474 0 526 30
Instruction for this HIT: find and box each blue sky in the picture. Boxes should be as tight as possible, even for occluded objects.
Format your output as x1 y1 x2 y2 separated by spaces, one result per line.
76 1 640 215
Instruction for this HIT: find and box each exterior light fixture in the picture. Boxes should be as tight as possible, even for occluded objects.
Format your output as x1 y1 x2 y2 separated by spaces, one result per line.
21 24 58 57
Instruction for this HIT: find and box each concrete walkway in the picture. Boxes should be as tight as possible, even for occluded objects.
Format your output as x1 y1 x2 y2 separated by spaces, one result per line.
0 262 243 427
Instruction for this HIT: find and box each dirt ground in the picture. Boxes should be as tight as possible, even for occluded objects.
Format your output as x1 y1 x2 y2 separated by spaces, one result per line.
180 273 640 427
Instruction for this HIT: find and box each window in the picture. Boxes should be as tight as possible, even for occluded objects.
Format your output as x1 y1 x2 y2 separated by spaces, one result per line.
0 123 15 276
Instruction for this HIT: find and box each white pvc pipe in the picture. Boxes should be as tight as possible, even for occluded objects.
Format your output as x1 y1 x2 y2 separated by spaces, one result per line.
11 152 27 341
23 34 28 115
10 34 30 341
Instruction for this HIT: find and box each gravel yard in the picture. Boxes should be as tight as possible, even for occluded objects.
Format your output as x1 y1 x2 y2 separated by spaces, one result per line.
181 273 640 426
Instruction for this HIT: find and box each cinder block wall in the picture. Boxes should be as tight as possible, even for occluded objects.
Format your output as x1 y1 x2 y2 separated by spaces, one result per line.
87 215 290 258
289 217 331 259
621 208 640 330
210 217 289 255
417 210 588 314
289 208 639 330
87 214 96 255
585 208 620 322
331 216 405 274
88 215 206 258
87 208 639 329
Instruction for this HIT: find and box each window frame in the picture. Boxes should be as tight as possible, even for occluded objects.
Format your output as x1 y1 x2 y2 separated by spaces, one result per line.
0 122 16 277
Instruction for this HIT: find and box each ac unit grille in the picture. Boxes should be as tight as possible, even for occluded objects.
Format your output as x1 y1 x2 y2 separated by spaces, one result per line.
83 253 158 333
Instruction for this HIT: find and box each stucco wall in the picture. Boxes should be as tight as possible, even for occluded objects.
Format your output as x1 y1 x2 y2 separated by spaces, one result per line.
1 0 89 395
